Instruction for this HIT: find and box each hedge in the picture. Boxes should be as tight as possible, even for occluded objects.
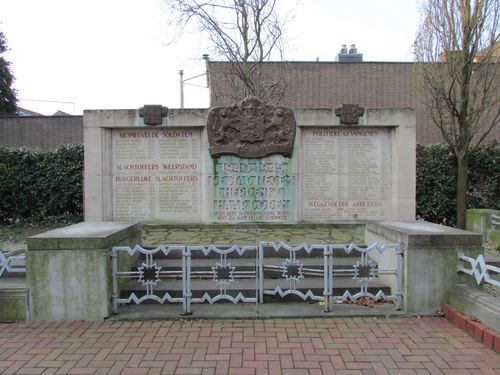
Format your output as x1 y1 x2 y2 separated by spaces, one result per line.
0 145 83 224
0 143 498 226
416 143 500 226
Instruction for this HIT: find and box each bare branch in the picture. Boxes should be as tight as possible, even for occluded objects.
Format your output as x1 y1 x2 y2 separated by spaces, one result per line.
414 0 500 228
164 0 291 103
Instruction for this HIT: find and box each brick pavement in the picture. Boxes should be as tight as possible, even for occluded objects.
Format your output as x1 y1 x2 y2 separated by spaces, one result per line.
0 317 499 375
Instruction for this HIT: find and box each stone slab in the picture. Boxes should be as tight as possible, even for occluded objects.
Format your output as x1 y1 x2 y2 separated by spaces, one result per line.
448 284 500 334
112 128 202 222
301 127 391 221
141 223 365 246
27 222 141 250
109 302 404 321
367 220 482 246
208 155 297 223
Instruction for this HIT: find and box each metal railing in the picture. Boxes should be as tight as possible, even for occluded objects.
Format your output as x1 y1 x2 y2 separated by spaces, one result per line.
458 253 500 287
0 249 25 278
328 243 403 311
111 242 402 315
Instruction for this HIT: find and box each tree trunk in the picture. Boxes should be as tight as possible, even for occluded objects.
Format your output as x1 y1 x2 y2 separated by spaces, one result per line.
456 154 468 229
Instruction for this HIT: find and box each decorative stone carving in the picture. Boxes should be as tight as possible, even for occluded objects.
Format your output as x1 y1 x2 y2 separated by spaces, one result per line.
207 96 296 158
139 105 169 126
335 104 364 125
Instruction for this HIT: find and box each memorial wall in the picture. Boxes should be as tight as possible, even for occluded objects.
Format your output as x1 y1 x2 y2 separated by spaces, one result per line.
112 128 201 221
83 105 416 223
301 127 390 221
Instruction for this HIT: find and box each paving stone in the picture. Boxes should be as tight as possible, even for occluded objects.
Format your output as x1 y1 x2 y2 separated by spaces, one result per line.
142 225 365 246
0 317 498 374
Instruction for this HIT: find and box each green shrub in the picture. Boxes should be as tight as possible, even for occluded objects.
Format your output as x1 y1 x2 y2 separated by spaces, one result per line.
0 142 497 227
416 143 500 226
0 145 83 224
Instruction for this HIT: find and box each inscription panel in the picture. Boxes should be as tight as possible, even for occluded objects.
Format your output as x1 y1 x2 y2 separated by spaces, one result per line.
208 155 297 223
112 128 201 221
302 127 391 220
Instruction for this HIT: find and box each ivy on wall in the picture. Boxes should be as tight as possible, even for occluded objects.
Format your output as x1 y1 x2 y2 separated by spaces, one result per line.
0 145 83 224
0 143 498 227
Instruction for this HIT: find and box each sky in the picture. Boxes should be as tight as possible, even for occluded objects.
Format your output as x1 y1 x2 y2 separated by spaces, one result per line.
0 0 420 115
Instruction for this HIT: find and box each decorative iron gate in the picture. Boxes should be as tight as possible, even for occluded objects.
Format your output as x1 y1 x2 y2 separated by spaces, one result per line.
111 244 185 313
185 244 258 314
259 242 330 310
111 242 402 314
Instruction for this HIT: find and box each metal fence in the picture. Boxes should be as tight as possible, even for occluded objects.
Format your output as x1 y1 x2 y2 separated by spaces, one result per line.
457 253 500 287
112 242 402 314
0 249 25 278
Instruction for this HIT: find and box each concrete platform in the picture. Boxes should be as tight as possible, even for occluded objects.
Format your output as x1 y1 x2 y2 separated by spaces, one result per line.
109 301 404 321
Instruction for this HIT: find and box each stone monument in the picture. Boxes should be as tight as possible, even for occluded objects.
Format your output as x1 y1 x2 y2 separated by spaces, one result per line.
83 99 415 223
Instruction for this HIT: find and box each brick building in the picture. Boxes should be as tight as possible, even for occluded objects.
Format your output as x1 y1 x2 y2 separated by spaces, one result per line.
207 60 500 145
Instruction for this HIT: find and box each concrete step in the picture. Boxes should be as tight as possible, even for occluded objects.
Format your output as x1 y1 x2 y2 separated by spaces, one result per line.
111 302 405 320
0 277 27 321
485 250 500 268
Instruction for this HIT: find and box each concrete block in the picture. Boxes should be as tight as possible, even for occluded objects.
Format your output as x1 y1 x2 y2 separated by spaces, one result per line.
448 284 500 335
26 222 141 320
0 279 26 321
366 220 482 315
466 209 500 243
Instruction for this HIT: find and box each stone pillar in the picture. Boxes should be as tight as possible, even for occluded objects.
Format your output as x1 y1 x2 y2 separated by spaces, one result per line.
26 222 141 320
365 220 482 315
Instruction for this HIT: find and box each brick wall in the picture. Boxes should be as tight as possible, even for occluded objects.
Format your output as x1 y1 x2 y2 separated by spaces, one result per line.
208 61 500 145
0 116 83 149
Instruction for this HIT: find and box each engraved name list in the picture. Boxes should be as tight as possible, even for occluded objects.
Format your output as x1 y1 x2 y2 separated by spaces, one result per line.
112 128 201 221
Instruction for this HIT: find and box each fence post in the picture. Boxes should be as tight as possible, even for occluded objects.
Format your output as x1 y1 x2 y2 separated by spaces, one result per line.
258 242 264 304
183 247 192 315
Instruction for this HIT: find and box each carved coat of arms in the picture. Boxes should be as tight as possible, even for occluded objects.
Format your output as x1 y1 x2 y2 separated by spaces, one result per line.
207 97 296 158
335 104 364 125
138 105 169 126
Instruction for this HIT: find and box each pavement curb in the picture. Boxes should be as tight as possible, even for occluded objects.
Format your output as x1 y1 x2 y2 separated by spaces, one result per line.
442 303 500 353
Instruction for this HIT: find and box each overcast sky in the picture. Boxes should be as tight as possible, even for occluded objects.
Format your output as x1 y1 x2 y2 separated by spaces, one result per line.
1 0 420 115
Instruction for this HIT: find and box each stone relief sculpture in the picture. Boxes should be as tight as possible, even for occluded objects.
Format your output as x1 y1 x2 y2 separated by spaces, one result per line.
335 104 364 125
138 105 169 126
207 96 296 158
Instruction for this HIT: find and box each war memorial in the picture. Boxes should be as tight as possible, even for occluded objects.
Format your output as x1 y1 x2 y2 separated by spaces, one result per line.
83 99 414 223
0 98 494 329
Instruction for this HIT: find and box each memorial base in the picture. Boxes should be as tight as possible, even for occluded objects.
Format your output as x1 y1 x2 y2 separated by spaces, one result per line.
26 222 141 320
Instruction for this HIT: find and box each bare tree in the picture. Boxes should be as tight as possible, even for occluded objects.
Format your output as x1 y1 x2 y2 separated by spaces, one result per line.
165 0 291 104
414 0 500 229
